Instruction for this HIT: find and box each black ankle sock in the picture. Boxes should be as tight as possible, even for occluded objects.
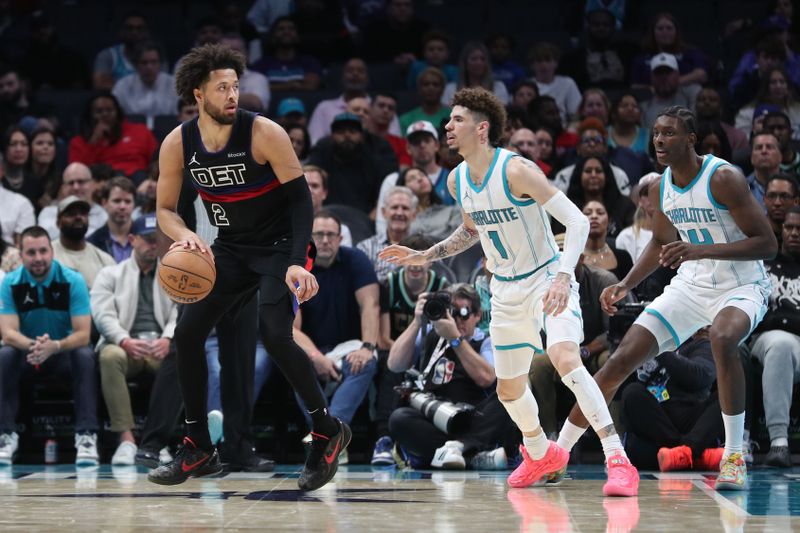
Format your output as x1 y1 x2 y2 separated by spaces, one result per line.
309 408 337 437
186 420 213 451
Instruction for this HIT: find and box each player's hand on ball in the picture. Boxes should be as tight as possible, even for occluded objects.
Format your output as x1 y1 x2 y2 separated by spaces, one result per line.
599 283 629 315
378 244 428 266
170 232 213 261
287 265 318 304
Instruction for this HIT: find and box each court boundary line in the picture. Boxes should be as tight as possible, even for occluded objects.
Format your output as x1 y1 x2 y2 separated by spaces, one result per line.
691 479 750 517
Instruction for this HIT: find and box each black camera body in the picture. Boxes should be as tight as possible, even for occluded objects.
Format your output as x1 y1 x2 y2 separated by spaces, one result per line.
423 290 452 321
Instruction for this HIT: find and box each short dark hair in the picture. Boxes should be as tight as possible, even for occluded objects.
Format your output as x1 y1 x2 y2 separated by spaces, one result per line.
314 209 342 233
175 43 245 104
451 87 507 146
101 176 136 201
448 283 481 314
766 173 799 196
656 105 697 135
786 205 800 218
399 233 435 251
20 225 51 245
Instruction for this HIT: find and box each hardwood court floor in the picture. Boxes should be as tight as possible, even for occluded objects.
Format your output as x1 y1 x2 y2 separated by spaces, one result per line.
0 464 797 531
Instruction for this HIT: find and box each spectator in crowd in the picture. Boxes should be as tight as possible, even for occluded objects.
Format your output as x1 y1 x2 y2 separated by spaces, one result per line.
93 11 151 90
581 199 633 278
275 98 307 128
0 226 98 465
509 127 552 177
38 163 107 242
286 123 311 164
26 127 61 212
530 241 619 439
373 233 449 466
88 176 136 262
571 88 612 131
362 0 430 65
366 92 412 168
561 6 635 92
442 41 509 106
293 211 379 460
534 127 558 174
400 67 451 133
735 67 800 140
68 93 158 182
0 222 21 273
554 119 633 196
388 284 513 470
0 66 54 135
747 132 783 209
486 32 526 92
528 96 578 156
251 17 321 91
213 1 259 46
376 120 451 235
640 53 697 130
190 17 224 49
405 30 458 89
607 93 650 156
763 111 800 175
2 126 43 209
764 174 800 247
694 87 749 161
307 112 397 214
308 58 401 144
0 184 35 249
177 98 199 123
529 42 581 127
358 186 417 283
113 41 178 119
398 166 461 241
220 33 270 113
91 214 182 466
623 328 724 472
630 12 709 92
304 164 353 246
21 10 90 91
695 121 733 163
510 80 539 110
750 206 800 467
51 195 115 289
616 173 660 262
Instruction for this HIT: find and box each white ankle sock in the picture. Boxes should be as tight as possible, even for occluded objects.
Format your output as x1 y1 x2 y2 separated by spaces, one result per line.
524 432 549 460
556 420 587 451
771 437 788 448
600 434 626 459
722 412 745 458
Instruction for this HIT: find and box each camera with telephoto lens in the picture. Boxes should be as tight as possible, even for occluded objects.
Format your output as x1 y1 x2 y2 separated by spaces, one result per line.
394 369 475 434
423 290 452 321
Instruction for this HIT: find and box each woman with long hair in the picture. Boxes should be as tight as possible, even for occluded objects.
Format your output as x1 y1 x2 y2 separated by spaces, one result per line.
441 41 509 106
615 172 660 262
735 67 800 139
581 199 633 280
607 92 650 155
286 123 311 164
2 126 44 209
26 126 62 210
568 88 611 131
694 121 733 163
564 155 635 237
396 166 461 241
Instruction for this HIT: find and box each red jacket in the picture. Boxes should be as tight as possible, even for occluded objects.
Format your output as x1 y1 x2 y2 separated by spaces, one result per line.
68 120 157 177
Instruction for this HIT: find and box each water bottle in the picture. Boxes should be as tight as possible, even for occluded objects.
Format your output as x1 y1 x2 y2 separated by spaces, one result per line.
45 438 58 464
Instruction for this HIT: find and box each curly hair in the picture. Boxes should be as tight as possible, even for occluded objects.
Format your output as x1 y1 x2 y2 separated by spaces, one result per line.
175 43 245 104
451 87 507 146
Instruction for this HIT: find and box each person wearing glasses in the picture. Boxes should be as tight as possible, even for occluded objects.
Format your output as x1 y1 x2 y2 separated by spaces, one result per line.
764 174 799 248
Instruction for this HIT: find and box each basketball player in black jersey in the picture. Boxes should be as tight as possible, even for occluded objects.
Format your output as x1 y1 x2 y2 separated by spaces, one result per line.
151 44 349 490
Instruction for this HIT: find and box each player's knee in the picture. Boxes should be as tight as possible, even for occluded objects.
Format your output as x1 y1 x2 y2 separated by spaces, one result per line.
547 342 581 375
496 376 527 401
708 326 740 352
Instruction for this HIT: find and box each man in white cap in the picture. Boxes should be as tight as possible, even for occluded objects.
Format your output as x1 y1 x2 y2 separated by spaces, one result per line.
640 53 697 130
375 120 450 235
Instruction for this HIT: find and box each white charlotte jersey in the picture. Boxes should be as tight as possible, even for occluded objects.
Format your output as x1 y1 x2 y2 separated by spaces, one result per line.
660 154 769 290
456 148 559 281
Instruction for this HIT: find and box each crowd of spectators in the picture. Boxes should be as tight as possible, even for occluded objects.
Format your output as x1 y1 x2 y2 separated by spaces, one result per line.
0 0 799 470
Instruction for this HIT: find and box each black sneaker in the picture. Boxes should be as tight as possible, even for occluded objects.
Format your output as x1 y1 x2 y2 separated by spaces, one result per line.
298 418 351 491
135 448 160 469
223 453 276 473
147 437 222 485
764 445 792 468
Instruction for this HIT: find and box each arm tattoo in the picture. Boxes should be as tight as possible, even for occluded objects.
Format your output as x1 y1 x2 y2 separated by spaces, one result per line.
425 224 480 262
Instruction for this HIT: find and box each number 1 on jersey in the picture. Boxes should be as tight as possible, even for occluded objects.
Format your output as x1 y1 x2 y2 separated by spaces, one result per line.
487 230 509 259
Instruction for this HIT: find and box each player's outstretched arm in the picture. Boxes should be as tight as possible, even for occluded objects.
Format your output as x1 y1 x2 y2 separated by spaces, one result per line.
155 127 212 256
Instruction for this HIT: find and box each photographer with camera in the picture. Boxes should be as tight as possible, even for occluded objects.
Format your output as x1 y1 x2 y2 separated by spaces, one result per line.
387 283 517 470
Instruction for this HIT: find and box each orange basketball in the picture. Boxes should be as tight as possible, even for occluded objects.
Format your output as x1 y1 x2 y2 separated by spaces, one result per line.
158 247 216 304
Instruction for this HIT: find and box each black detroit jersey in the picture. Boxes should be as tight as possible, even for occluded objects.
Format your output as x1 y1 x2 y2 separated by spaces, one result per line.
181 109 291 245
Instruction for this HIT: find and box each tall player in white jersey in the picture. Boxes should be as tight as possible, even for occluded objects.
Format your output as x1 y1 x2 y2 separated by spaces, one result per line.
558 106 778 491
379 88 639 496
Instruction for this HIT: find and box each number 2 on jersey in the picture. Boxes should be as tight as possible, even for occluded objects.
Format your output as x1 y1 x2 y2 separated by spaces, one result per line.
211 203 230 226
487 230 509 259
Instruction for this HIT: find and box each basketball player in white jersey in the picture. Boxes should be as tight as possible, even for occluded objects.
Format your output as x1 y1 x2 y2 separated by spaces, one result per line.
557 106 778 491
379 88 639 496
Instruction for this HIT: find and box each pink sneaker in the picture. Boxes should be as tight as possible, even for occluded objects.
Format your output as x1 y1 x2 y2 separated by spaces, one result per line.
603 454 639 497
507 441 569 489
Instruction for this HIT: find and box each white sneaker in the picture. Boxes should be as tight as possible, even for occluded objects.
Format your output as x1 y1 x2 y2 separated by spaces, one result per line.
0 432 19 465
208 410 224 445
111 441 137 465
75 432 99 466
469 447 508 470
158 446 173 465
431 440 465 470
